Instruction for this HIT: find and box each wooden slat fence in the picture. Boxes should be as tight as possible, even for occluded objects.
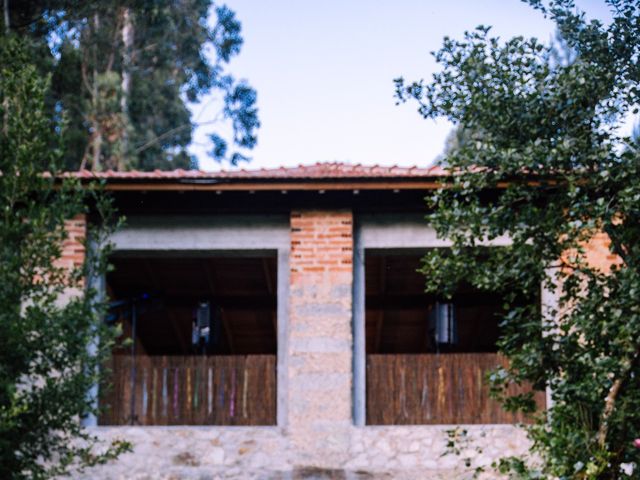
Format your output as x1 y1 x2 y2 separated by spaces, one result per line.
99 355 276 426
366 353 546 425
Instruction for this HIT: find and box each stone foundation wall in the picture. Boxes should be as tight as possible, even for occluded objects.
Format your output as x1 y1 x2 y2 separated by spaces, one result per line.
84 424 530 479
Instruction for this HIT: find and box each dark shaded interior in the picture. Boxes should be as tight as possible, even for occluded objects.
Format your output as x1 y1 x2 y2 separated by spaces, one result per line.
365 252 503 354
107 255 277 355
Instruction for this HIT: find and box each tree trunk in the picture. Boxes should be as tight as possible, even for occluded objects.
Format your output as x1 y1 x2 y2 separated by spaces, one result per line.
3 0 9 34
92 129 103 172
120 7 134 170
90 12 102 171
596 350 640 449
2 0 8 137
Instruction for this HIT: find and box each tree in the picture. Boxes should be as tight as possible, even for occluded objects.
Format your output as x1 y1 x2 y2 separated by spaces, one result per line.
0 36 128 479
439 124 476 161
438 29 576 163
395 1 640 478
2 1 258 171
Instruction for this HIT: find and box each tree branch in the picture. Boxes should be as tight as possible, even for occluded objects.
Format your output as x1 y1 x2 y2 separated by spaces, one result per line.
133 123 191 154
597 349 640 449
133 116 223 154
105 8 124 73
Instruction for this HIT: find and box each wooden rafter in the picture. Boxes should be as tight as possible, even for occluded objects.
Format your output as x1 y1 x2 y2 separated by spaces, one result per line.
374 256 386 353
270 311 277 338
220 308 235 354
201 261 235 353
143 260 188 353
202 260 217 297
374 311 384 354
167 310 188 353
262 259 278 338
262 258 274 295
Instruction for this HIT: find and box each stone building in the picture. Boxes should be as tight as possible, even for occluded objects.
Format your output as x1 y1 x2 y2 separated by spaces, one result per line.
66 162 561 479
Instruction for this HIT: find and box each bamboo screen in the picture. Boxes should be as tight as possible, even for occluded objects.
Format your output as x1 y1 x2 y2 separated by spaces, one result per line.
99 355 276 426
366 353 546 425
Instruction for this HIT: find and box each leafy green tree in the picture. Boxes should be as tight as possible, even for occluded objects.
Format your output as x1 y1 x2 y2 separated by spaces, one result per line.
396 1 640 478
3 1 258 171
438 29 576 163
0 36 128 479
439 124 476 160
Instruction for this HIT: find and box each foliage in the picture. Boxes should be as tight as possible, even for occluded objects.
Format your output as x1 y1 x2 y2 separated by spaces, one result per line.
396 1 640 478
3 0 258 171
439 29 577 163
442 427 487 479
0 36 129 479
439 124 477 161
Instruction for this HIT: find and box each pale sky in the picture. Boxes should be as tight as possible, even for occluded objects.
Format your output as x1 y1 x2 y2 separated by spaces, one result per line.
190 1 613 171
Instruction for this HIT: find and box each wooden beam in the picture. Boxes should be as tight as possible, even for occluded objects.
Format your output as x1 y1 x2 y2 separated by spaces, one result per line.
100 180 445 192
155 295 276 309
374 256 386 353
270 311 277 338
142 260 160 291
262 259 277 340
374 310 384 354
202 260 217 297
364 294 434 309
220 308 235 354
202 260 235 353
142 260 189 354
262 258 274 295
167 310 189 353
424 307 433 352
379 256 386 295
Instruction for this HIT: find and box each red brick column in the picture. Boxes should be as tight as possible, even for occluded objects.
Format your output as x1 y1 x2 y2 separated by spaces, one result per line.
583 232 622 273
288 210 354 464
290 210 352 280
60 214 87 271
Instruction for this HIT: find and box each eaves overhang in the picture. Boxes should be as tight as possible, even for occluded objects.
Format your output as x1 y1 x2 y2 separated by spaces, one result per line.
64 162 450 192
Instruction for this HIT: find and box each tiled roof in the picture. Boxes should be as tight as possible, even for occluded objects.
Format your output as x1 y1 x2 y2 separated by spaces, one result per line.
70 162 446 180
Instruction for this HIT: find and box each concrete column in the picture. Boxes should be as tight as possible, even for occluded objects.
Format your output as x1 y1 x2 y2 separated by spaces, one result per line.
288 210 354 466
277 247 290 428
352 222 366 426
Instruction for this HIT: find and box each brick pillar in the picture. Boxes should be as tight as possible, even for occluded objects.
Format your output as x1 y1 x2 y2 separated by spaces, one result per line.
583 232 622 273
56 214 87 293
61 214 87 269
288 210 354 465
32 215 87 307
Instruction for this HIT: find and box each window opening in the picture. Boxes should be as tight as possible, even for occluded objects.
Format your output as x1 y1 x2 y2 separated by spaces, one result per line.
364 251 543 425
99 255 277 426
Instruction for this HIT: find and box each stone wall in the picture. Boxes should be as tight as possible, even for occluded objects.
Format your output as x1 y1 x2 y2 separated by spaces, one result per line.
78 210 534 479
88 424 529 479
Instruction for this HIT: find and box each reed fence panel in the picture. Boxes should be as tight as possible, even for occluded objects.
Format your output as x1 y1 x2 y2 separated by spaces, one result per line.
366 353 545 425
99 354 276 426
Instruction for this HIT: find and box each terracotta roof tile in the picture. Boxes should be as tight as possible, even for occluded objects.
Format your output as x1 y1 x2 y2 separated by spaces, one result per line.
67 162 446 181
